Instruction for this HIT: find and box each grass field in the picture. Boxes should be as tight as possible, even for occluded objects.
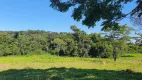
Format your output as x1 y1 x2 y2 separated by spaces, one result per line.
0 53 142 80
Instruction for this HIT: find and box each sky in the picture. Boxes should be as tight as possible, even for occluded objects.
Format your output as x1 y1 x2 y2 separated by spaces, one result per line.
0 0 137 34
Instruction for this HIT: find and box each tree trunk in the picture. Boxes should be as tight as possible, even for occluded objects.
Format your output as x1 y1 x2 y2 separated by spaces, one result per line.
113 46 117 61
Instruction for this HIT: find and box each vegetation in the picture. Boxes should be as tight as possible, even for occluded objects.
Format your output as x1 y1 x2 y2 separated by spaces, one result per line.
0 53 142 80
0 25 141 59
0 0 141 79
50 0 142 29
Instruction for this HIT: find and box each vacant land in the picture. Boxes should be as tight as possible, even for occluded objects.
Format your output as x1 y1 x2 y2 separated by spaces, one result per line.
0 54 142 80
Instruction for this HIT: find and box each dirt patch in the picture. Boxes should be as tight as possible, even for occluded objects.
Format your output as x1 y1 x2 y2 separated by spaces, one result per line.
131 60 142 63
0 64 9 69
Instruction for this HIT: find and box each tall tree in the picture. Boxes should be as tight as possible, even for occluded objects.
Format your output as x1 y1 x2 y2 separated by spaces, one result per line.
53 38 66 56
102 25 134 61
71 25 92 57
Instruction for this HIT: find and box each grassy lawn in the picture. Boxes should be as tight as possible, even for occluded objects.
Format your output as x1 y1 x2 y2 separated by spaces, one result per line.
0 53 142 80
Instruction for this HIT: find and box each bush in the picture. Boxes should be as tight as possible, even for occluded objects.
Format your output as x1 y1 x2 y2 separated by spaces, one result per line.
89 42 113 58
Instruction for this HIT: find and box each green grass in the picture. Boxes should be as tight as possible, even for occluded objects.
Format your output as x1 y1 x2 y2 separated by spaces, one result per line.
0 53 142 80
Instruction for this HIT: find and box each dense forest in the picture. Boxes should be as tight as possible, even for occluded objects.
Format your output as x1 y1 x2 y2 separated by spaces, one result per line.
0 25 141 58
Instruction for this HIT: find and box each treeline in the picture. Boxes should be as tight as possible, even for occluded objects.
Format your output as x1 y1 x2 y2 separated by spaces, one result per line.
0 26 141 57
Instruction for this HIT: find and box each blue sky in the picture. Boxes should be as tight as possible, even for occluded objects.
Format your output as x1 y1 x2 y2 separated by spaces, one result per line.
0 0 137 33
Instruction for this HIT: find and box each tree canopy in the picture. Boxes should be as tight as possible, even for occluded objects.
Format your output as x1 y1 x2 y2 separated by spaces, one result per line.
50 0 142 29
0 26 141 58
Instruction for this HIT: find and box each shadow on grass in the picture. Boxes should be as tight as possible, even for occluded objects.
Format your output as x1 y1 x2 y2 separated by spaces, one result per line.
121 55 134 57
0 67 141 80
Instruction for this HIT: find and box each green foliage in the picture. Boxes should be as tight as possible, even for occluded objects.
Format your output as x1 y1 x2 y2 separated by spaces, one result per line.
89 41 113 58
0 26 141 58
50 0 142 29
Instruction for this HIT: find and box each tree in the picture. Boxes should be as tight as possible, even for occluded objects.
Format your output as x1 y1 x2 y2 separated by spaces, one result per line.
71 25 92 57
89 33 113 58
102 25 134 61
133 33 142 53
0 28 140 57
50 0 142 29
53 38 66 56
64 38 75 56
